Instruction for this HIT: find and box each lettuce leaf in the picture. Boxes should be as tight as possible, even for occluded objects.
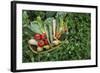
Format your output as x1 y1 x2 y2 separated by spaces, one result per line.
29 21 42 34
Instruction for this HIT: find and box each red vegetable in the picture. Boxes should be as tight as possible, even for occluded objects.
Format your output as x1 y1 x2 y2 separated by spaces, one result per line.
44 39 49 45
40 35 45 39
34 33 41 40
42 32 46 36
38 40 45 47
40 33 46 39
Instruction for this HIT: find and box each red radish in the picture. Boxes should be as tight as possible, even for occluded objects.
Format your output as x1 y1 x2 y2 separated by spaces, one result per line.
40 34 45 39
44 39 49 45
40 33 46 39
38 40 45 47
43 32 46 36
34 33 41 40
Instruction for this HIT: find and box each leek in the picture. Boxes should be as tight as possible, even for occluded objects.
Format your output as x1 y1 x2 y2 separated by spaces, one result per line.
44 18 54 46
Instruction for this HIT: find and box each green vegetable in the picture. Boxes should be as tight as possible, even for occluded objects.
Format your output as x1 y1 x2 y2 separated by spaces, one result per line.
56 12 67 33
44 18 54 46
53 19 57 39
30 21 42 34
29 16 45 34
36 16 45 33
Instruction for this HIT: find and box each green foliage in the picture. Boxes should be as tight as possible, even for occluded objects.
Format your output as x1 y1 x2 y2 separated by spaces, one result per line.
22 10 91 62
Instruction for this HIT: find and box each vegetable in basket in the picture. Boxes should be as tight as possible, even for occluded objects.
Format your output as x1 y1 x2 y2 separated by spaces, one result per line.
28 13 68 53
44 17 54 46
55 12 67 39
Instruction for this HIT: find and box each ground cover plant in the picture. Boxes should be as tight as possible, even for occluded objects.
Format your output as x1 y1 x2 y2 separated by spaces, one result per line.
22 10 91 63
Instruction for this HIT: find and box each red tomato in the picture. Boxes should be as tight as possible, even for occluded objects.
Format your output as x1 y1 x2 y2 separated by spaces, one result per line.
34 33 41 40
38 40 45 47
44 39 49 45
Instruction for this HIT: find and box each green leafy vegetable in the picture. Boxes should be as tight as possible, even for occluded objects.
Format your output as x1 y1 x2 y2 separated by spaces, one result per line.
56 12 67 33
44 18 54 46
30 21 42 34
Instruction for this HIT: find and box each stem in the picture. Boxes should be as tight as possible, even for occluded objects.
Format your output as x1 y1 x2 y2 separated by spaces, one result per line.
53 19 56 39
44 24 52 46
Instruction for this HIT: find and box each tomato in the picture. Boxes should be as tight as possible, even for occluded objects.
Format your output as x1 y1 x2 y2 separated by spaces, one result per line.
34 33 41 40
38 40 45 47
44 39 49 45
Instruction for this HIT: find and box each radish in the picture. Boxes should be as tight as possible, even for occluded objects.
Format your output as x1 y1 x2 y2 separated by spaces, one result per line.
40 33 46 39
43 39 49 45
34 33 41 40
43 45 50 49
28 39 37 45
37 40 45 47
37 47 43 52
53 40 61 45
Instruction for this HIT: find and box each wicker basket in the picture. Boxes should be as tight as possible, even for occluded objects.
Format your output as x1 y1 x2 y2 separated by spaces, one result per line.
28 43 61 54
